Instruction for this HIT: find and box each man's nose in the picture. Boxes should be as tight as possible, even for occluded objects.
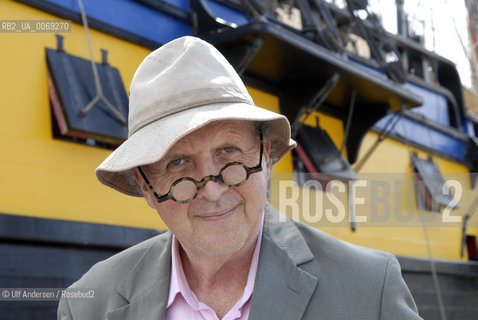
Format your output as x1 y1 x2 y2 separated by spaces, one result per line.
196 178 228 202
195 162 228 201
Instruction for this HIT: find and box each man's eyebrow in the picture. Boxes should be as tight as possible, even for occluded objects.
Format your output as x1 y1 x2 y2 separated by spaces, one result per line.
216 139 255 151
160 134 255 161
222 135 260 149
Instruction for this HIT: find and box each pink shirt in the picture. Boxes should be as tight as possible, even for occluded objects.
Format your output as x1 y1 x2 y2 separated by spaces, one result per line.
165 214 264 320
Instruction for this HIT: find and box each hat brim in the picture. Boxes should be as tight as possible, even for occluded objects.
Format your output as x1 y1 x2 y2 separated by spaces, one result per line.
96 102 296 196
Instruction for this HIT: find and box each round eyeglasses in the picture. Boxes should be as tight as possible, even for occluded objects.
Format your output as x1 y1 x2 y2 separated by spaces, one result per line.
138 131 263 204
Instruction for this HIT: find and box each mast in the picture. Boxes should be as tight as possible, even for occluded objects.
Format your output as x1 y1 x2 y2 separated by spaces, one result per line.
396 0 407 37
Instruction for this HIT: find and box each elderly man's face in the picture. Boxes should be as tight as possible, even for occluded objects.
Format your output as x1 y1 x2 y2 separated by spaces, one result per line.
135 120 271 259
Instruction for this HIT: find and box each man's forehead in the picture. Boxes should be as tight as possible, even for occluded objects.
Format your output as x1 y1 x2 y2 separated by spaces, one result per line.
166 120 257 153
180 121 255 142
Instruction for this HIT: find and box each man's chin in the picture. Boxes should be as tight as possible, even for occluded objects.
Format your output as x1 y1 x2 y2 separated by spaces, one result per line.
194 232 251 258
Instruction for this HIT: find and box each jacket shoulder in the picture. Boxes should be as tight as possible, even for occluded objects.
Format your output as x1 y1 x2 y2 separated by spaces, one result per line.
58 231 172 319
70 231 171 290
261 205 420 319
293 219 393 264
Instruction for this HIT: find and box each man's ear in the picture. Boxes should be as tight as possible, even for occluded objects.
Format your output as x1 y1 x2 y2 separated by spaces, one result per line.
132 168 157 210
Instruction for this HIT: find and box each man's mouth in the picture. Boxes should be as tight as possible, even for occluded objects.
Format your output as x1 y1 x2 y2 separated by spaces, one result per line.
195 205 240 221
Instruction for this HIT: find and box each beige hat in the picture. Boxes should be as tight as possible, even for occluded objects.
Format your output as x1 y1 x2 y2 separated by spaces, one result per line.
96 36 295 196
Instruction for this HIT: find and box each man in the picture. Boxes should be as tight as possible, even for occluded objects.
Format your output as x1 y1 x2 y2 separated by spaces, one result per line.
58 36 421 319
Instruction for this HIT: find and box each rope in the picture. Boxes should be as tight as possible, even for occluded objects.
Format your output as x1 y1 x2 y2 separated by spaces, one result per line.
461 190 478 256
353 108 403 173
339 90 356 155
420 215 447 320
401 116 448 320
291 73 340 138
443 0 469 63
77 0 126 125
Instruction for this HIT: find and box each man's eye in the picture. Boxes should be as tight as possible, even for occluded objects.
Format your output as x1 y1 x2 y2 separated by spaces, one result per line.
169 158 184 166
222 146 237 154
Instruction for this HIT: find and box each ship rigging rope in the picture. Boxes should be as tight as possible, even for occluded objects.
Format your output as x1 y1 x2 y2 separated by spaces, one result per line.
76 0 127 125
401 116 448 320
339 90 356 155
443 0 469 62
291 73 341 138
443 0 478 88
352 108 403 173
463 191 478 233
407 0 425 37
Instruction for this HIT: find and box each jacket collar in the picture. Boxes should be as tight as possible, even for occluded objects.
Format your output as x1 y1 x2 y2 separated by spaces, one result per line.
247 203 318 320
107 203 318 320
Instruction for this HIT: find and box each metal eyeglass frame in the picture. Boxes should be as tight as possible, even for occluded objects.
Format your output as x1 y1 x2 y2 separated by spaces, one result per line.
137 130 263 204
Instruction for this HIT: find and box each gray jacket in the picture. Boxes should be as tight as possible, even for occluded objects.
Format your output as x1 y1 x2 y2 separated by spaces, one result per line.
58 204 421 319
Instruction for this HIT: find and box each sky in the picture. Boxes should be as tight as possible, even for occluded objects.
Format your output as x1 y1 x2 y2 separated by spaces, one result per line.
367 0 473 87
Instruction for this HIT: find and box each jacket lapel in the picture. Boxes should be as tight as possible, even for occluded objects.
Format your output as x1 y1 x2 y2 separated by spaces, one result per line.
248 204 318 320
107 232 173 320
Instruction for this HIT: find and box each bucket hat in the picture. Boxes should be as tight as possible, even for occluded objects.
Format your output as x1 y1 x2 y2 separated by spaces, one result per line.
96 36 295 196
